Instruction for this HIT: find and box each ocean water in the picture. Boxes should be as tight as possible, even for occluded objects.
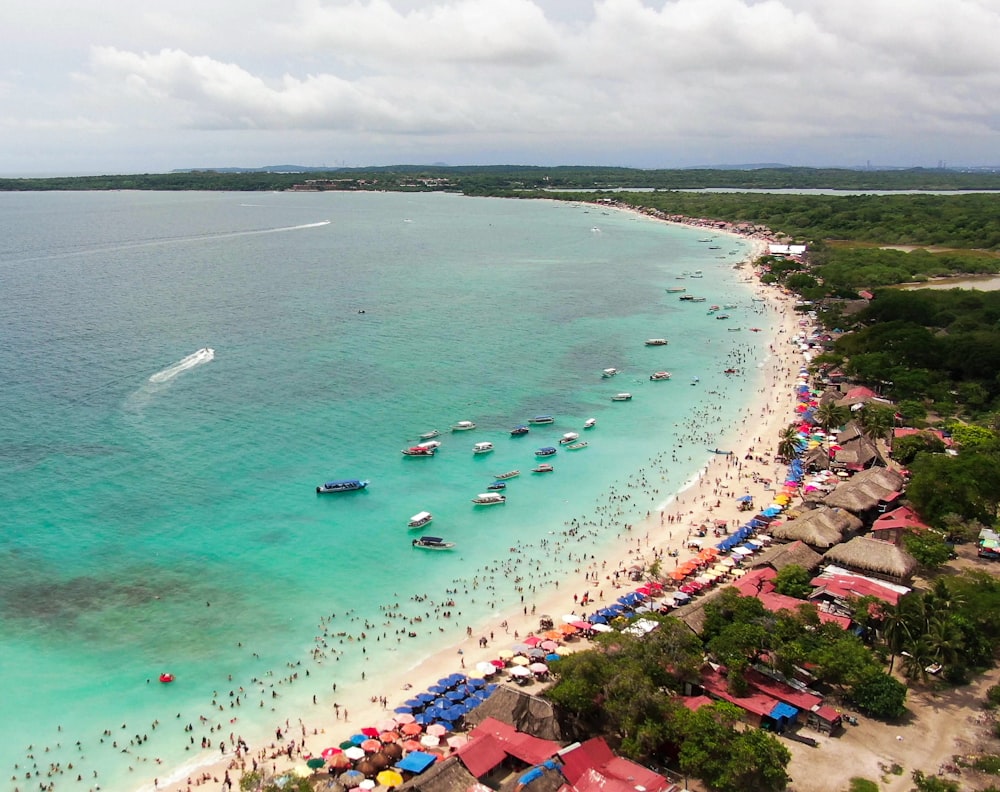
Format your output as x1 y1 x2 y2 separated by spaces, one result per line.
0 190 772 791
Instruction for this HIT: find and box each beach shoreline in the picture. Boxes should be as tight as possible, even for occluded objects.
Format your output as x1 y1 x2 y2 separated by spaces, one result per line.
146 212 804 792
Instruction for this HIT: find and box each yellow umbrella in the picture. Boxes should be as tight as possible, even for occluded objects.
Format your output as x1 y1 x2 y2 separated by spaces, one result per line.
497 649 515 659
510 655 530 666
377 770 404 788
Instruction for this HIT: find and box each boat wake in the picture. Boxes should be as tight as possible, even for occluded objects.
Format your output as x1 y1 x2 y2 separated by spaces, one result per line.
148 348 215 383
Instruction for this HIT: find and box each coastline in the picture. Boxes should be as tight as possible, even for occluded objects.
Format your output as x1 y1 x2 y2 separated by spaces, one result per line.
149 213 803 792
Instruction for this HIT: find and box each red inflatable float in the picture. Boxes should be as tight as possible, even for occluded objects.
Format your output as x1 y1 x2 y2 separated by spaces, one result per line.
159 673 175 683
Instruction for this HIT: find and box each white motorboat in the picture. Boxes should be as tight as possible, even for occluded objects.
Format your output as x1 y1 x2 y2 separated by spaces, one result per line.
473 441 494 454
532 463 554 473
650 371 672 381
558 432 580 445
451 420 476 431
611 392 632 401
528 415 554 425
316 479 369 494
602 368 619 378
417 440 442 449
419 429 441 440
472 492 507 505
583 418 597 429
644 338 668 346
412 536 455 550
408 511 433 528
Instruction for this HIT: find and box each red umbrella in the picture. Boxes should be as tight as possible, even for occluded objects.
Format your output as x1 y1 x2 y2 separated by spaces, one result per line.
360 727 379 738
490 659 505 668
402 740 423 753
322 747 342 759
361 739 381 753
522 635 541 647
379 731 400 743
401 722 422 736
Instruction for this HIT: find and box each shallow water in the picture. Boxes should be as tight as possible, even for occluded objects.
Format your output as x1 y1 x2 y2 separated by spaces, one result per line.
0 191 772 791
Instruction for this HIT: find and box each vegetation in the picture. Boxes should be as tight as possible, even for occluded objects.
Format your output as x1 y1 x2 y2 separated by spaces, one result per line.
847 779 880 792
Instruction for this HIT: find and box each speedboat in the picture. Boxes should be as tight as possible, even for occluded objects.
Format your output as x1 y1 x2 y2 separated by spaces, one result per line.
559 432 580 445
566 441 588 450
691 376 700 385
724 303 738 309
472 492 507 505
691 297 707 302
535 446 557 457
493 470 520 480
419 429 441 440
528 415 554 425
611 392 632 401
408 511 433 528
451 420 476 431
602 368 619 378
716 314 730 320
665 287 686 293
510 425 530 436
486 481 507 491
401 445 436 456
412 536 455 550
644 338 668 346
650 371 672 381
679 294 694 301
583 418 597 429
532 463 554 473
473 441 495 454
316 479 369 494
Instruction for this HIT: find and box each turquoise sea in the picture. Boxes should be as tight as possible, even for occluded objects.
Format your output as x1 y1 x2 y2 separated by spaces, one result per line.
0 190 773 791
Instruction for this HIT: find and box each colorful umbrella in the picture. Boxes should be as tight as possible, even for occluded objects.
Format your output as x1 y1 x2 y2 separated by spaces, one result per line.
307 757 327 770
528 662 548 674
327 753 352 770
379 731 400 743
402 739 423 753
401 722 422 736
510 655 530 665
393 712 415 725
322 747 342 759
344 746 365 761
377 770 404 788
420 734 440 747
361 739 381 753
360 727 379 738
426 723 448 737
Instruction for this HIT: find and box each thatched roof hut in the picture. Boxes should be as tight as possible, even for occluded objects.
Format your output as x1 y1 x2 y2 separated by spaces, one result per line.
750 540 823 573
822 536 918 583
768 507 863 549
398 756 477 792
822 467 904 515
802 444 830 471
463 686 563 741
834 436 885 469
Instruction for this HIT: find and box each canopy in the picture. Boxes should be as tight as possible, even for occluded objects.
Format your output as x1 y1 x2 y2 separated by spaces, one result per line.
396 751 438 774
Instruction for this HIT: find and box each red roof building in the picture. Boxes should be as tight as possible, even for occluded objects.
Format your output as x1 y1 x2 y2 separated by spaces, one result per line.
559 738 673 792
733 568 850 629
871 505 930 546
809 570 908 607
459 717 563 777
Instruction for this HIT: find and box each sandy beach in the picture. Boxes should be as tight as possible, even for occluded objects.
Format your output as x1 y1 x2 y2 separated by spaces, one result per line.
140 217 807 792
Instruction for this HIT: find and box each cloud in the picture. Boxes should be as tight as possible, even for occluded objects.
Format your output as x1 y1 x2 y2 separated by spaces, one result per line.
5 0 1000 170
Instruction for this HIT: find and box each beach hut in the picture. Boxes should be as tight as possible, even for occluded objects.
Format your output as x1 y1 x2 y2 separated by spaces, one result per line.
768 507 863 550
461 686 563 741
822 536 918 583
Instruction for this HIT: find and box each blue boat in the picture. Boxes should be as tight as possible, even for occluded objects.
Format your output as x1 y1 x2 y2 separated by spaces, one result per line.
486 481 507 491
316 478 369 494
535 447 556 457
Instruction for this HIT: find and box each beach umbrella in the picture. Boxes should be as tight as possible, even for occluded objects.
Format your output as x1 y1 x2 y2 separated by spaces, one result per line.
350 734 367 745
545 653 561 662
590 623 613 633
466 676 486 688
562 613 581 623
427 684 448 694
426 723 448 737
571 620 592 631
540 640 559 652
307 757 327 770
473 688 493 700
340 770 364 788
510 655 530 665
496 649 515 659
377 770 404 788
559 623 577 635
511 643 531 653
420 734 440 748
543 630 563 642
490 658 505 668
344 746 366 761
522 635 542 646
415 692 435 703
447 734 469 750
369 753 390 770
393 712 415 725
529 662 548 674
437 676 456 688
445 689 466 701
356 759 377 778
401 721 422 736
379 731 400 743
527 648 546 659
340 740 357 750
382 743 403 761
509 666 531 677
359 779 376 790
322 747 342 759
328 753 352 770
376 718 396 732
360 727 380 738
402 739 423 753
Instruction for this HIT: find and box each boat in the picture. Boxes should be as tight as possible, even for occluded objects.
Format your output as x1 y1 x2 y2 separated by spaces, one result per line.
679 294 694 301
493 470 520 480
417 440 442 449
708 245 721 250
486 481 507 491
728 327 742 332
532 463 554 473
602 368 619 378
472 492 507 505
451 420 476 431
407 511 433 528
528 415 554 425
708 305 720 312
473 441 494 454
724 303 738 309
412 536 455 550
159 673 175 684
690 270 704 278
644 338 668 346
650 371 672 381
691 376 700 385
510 425 530 436
419 429 441 440
316 479 369 494
566 441 588 450
535 446 557 457
691 297 706 302
583 418 597 429
665 286 686 293
716 314 730 320
558 432 580 444
723 368 740 375
611 393 632 401
401 445 436 456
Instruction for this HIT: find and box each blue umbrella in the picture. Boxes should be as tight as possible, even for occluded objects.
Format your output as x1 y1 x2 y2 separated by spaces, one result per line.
589 614 608 624
433 697 450 708
473 689 492 700
437 677 456 688
447 673 467 685
427 684 448 694
466 677 486 688
405 698 424 708
415 692 435 703
394 706 413 714
445 689 466 701
413 712 430 725
431 720 455 732
545 653 561 662
350 733 366 745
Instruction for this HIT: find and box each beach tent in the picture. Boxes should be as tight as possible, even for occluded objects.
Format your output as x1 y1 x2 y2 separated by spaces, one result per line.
396 751 438 774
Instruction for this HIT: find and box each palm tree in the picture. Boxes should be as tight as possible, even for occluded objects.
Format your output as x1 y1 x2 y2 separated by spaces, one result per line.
814 402 849 434
856 404 894 443
776 424 801 462
880 602 912 674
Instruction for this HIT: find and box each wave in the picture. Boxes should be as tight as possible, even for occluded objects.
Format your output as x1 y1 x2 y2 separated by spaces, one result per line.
148 348 215 383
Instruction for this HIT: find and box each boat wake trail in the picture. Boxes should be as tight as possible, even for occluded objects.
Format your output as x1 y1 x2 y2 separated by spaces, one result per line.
149 348 215 383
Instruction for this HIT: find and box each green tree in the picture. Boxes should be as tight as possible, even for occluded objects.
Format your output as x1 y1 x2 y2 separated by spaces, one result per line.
856 404 895 443
891 432 946 465
776 424 802 462
902 530 953 570
773 564 813 598
814 402 850 433
850 669 907 719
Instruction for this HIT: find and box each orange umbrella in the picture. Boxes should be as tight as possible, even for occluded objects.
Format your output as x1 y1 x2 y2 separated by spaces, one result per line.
668 569 687 581
558 623 577 635
402 740 422 753
379 731 399 743
401 722 422 736
543 630 563 642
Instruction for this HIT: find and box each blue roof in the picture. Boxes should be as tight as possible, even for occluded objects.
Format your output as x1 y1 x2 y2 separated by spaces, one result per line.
769 702 799 721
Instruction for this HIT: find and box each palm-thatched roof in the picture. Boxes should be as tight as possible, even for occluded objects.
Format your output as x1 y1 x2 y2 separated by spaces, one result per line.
463 685 563 741
834 435 886 469
822 536 918 582
836 420 865 444
750 540 824 572
822 467 904 514
672 584 728 636
398 756 478 792
768 507 863 549
802 444 830 471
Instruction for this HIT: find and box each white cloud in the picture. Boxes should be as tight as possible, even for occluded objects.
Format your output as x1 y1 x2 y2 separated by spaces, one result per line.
2 0 1000 172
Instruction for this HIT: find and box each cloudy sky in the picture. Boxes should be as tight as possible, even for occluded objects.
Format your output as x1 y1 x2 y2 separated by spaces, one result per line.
2 0 998 174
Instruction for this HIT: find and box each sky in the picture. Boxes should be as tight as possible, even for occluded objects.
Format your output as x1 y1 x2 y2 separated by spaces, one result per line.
2 0 999 174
